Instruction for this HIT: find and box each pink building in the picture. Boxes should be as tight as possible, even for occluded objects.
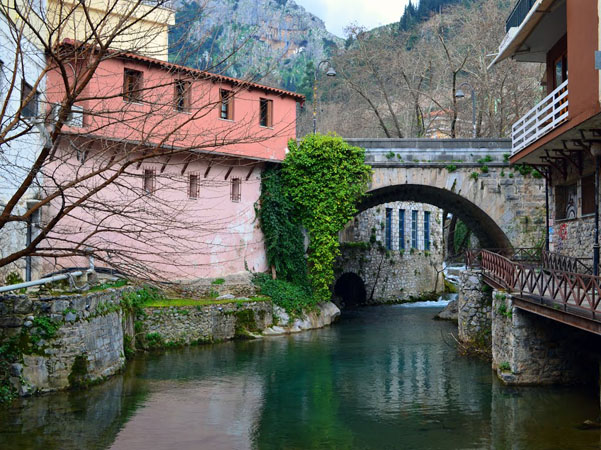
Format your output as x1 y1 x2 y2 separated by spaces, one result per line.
41 42 303 281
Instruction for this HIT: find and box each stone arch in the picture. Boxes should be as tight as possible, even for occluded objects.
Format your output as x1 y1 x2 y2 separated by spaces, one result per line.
358 184 511 250
334 272 367 308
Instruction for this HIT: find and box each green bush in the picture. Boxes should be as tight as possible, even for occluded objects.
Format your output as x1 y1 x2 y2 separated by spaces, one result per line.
254 274 317 317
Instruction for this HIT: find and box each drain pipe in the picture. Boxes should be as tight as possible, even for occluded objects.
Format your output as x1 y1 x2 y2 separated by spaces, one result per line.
0 271 83 293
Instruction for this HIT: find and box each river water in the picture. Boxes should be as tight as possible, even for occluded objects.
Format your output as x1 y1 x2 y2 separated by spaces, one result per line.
1 304 600 449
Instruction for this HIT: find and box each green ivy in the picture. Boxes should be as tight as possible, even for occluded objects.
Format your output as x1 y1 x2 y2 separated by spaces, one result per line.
257 165 307 284
282 134 372 301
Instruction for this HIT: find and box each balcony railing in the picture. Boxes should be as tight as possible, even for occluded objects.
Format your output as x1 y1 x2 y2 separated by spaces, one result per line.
479 249 601 319
505 0 536 32
511 79 568 155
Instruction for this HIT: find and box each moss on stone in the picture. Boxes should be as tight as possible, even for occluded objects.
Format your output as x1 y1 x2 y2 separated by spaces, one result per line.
68 354 89 389
234 309 259 338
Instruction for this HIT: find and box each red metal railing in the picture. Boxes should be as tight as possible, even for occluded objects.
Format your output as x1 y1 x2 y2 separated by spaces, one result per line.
541 250 593 275
478 249 601 319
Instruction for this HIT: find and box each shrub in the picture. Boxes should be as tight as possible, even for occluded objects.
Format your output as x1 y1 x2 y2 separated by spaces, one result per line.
445 164 457 172
254 273 317 317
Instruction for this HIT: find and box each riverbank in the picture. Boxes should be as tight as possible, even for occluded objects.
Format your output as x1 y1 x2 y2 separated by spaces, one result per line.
0 286 340 401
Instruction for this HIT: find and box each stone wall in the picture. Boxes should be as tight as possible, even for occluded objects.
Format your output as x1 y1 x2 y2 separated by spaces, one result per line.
0 288 132 395
491 289 595 385
457 270 491 345
548 150 596 259
141 301 273 345
336 201 444 304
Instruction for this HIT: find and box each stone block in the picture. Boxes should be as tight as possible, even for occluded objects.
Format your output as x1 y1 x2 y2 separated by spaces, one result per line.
14 297 33 314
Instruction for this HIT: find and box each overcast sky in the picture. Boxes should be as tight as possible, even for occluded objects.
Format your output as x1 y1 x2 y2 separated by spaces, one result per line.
294 0 412 37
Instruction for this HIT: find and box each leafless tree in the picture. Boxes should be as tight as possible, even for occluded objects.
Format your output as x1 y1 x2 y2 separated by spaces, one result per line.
0 0 297 283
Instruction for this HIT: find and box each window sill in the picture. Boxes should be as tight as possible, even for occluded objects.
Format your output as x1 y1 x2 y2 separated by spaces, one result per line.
219 118 235 122
259 125 274 129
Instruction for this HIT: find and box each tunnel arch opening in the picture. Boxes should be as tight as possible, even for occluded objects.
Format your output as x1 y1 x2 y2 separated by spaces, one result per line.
334 273 367 308
357 184 512 250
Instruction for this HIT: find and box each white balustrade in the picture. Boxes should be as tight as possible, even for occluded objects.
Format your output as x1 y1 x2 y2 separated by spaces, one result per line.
511 79 568 155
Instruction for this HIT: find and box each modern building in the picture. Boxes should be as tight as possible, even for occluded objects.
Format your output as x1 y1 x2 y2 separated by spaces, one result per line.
492 0 600 264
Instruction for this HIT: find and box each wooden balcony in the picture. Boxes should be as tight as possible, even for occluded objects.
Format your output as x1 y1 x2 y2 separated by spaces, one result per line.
511 79 568 155
505 0 536 32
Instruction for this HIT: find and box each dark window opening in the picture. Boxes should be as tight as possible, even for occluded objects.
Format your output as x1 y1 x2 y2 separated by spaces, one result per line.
582 175 595 216
220 89 233 120
188 173 199 199
21 80 39 118
123 69 143 102
143 169 155 194
424 211 431 251
398 209 405 250
555 183 577 220
175 80 191 112
259 98 273 127
231 178 241 202
411 210 418 249
385 208 392 250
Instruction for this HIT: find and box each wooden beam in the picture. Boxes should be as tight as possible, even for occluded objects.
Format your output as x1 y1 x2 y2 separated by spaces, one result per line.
160 155 171 174
180 156 191 176
245 165 255 181
224 166 233 180
204 160 213 178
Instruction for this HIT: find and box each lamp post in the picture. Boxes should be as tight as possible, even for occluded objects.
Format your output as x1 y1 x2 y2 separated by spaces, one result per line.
591 143 601 275
313 60 336 134
455 82 477 138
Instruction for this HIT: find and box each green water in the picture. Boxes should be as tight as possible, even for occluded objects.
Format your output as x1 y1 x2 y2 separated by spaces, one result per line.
1 304 600 450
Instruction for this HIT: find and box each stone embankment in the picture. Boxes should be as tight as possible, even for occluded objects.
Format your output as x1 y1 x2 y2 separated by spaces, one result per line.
0 287 340 398
0 288 132 396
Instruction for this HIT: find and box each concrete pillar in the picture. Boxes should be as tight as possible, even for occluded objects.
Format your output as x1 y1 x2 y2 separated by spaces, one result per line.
491 289 592 385
457 269 492 344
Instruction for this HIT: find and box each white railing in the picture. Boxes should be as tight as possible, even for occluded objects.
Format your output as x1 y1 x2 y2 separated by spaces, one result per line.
511 79 568 155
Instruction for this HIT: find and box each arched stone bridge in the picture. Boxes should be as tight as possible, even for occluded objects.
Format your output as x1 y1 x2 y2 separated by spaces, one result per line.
347 138 546 249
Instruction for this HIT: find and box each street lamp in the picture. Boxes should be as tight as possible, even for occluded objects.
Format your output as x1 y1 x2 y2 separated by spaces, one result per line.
591 143 601 275
455 82 477 138
313 60 336 134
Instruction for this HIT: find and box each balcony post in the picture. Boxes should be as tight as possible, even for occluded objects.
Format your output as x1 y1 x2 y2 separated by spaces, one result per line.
592 144 601 276
545 175 550 252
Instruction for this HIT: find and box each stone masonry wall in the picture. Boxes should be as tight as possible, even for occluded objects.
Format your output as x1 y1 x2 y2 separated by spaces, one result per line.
491 289 593 385
337 201 444 303
141 301 273 345
457 270 491 344
0 288 132 395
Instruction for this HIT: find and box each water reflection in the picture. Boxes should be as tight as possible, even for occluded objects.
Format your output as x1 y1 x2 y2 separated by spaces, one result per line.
0 305 599 450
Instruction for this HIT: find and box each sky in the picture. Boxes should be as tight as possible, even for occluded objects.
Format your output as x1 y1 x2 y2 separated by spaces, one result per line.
294 0 412 37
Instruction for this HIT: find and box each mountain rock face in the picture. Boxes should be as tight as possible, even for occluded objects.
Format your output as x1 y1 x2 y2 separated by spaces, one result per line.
171 0 342 93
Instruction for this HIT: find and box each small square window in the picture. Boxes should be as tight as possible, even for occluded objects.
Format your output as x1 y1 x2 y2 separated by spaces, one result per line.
220 89 233 120
123 69 143 102
188 173 200 199
231 178 241 202
259 98 273 127
143 168 155 194
21 79 39 118
175 80 191 112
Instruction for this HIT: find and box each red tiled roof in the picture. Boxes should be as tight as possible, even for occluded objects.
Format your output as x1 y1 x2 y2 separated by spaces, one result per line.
60 39 306 102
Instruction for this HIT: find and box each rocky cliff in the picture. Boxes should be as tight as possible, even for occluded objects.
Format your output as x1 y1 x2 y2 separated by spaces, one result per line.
171 0 342 94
